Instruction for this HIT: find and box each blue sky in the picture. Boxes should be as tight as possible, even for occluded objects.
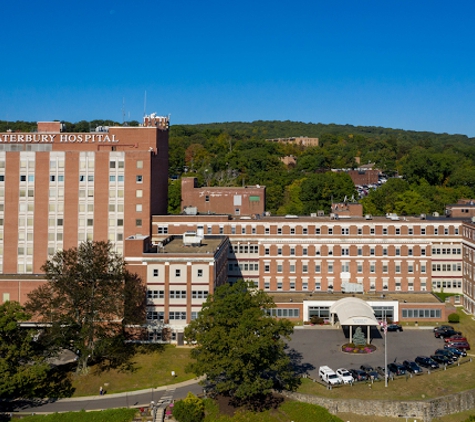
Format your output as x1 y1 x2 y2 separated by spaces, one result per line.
2 0 475 136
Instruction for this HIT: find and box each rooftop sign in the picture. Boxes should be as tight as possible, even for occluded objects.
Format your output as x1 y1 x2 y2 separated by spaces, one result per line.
0 133 119 144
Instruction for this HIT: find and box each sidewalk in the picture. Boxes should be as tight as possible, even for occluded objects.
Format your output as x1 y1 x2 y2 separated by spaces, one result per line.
58 376 204 402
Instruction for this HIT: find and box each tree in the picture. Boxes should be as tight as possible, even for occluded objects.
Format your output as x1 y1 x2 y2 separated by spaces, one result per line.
26 241 146 373
0 302 51 399
173 392 205 422
184 280 300 405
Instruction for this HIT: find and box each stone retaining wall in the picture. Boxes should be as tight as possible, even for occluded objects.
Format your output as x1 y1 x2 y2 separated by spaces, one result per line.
281 388 475 422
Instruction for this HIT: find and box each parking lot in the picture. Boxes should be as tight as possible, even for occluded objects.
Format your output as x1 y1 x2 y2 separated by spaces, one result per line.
287 326 442 379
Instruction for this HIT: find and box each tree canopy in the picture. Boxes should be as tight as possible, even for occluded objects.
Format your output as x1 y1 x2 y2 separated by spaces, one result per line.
184 280 300 405
0 302 52 399
26 241 146 373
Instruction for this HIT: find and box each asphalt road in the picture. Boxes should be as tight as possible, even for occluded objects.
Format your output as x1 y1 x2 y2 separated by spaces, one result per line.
288 326 442 378
12 380 203 414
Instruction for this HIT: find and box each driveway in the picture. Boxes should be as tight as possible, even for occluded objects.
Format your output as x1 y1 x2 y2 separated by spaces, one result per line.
288 326 441 378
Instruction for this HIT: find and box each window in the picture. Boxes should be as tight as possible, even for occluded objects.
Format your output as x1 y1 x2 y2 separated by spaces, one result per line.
383 248 388 256
147 290 164 299
370 264 375 273
265 247 270 255
315 264 321 273
290 248 295 256
303 228 308 235
408 264 414 273
136 175 143 183
370 228 375 235
20 175 26 182
303 248 308 256
277 264 283 273
175 269 181 277
136 190 143 198
169 312 186 320
408 248 413 256
137 160 143 169
289 264 295 273
264 264 270 273
153 269 159 277
136 219 142 227
290 228 295 235
395 228 400 235
341 248 349 256
370 248 375 256
328 228 333 235
241 227 246 234
421 228 426 235
409 228 414 235
277 228 282 235
357 264 363 273
382 264 388 273
110 161 116 169
383 228 388 235
357 228 362 235
342 227 349 235
197 269 203 277
170 290 187 299
315 228 321 235
302 264 308 273
157 226 168 234
136 204 142 212
277 248 282 256
328 263 333 273
265 227 270 235
192 291 208 299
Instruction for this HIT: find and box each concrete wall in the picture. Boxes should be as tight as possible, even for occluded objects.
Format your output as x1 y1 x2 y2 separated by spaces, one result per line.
281 387 475 421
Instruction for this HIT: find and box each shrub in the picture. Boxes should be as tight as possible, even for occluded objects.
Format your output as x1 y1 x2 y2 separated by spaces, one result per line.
448 313 460 323
310 316 324 325
173 392 205 422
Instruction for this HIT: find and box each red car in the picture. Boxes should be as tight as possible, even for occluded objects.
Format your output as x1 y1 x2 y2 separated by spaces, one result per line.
444 335 467 343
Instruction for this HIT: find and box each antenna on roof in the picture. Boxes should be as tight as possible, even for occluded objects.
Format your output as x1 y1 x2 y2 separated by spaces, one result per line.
122 98 126 124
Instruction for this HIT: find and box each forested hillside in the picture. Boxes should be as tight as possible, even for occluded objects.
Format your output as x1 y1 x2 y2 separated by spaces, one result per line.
2 119 475 216
169 121 475 216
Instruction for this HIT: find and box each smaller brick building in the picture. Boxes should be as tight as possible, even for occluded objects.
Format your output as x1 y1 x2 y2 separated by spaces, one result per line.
181 177 265 216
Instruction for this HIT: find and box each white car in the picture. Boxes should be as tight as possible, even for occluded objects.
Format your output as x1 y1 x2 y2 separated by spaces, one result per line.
336 368 354 384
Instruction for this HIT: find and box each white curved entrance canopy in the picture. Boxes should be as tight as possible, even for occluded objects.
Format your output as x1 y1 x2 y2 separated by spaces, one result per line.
330 297 379 326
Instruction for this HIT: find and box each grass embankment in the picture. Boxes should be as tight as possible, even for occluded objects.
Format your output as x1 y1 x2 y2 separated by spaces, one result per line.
71 345 194 396
17 408 137 422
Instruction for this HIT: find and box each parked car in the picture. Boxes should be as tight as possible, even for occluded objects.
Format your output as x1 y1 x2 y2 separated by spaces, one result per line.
375 366 388 377
431 354 453 366
435 329 462 339
349 368 367 382
382 324 403 332
336 368 354 384
434 325 454 333
415 356 439 369
387 362 406 376
365 370 381 381
446 340 471 350
444 345 467 357
360 364 374 372
434 349 458 362
403 360 423 374
444 335 467 343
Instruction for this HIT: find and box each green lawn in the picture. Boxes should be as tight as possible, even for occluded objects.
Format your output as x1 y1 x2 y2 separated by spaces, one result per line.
71 345 195 396
17 409 137 422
